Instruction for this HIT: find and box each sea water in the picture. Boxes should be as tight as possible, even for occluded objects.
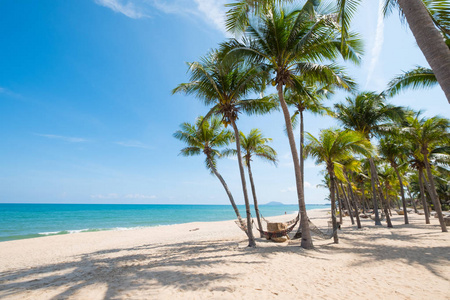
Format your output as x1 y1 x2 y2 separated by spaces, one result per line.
0 203 330 242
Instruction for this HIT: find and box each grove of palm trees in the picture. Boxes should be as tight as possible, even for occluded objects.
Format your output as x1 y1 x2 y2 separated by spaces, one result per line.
174 0 450 249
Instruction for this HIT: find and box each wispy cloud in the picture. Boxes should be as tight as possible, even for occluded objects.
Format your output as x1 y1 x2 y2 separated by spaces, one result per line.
95 0 228 35
36 134 88 143
90 193 120 199
124 193 156 199
365 0 385 88
90 193 156 199
281 182 313 193
94 0 146 18
115 140 152 149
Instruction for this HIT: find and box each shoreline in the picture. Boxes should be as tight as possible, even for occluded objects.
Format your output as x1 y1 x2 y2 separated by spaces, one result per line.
0 204 329 243
1 208 449 299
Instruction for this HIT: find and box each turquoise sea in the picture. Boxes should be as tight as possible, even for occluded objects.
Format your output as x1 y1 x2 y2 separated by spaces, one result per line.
0 203 330 242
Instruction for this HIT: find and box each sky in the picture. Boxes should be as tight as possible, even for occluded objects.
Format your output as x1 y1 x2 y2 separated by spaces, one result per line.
0 0 448 205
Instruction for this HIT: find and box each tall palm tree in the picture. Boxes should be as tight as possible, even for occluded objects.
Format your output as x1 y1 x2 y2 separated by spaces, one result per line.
403 115 449 232
338 0 450 103
286 85 333 188
173 49 277 247
379 136 409 224
334 92 404 225
239 129 277 237
304 128 375 243
223 3 361 249
173 116 245 227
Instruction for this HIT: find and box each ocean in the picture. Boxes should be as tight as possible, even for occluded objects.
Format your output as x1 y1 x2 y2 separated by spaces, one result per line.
0 203 330 242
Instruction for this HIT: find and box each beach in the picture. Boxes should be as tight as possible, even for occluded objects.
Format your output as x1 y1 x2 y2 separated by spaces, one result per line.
0 208 449 299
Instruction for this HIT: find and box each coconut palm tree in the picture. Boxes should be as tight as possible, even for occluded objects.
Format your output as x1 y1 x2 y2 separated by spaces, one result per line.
222 3 361 249
238 129 277 237
334 92 404 225
338 0 450 103
402 115 449 232
173 49 277 247
304 128 375 243
174 116 245 227
286 85 333 187
379 136 409 224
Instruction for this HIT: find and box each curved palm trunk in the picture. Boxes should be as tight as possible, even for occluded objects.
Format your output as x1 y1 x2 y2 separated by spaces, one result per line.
397 0 450 103
294 110 306 237
208 156 246 233
247 161 264 237
393 165 409 224
406 185 418 213
328 168 339 243
418 167 430 224
277 84 313 249
375 174 393 228
340 182 355 225
230 119 256 247
345 172 362 229
423 159 448 232
337 187 343 224
368 158 382 225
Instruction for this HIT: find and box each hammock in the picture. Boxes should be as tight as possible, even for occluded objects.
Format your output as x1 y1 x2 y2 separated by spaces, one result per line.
261 213 299 226
255 214 300 239
293 218 339 240
234 218 253 232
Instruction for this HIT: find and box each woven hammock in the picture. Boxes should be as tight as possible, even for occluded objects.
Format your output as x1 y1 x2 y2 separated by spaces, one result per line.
293 218 338 240
255 214 300 239
234 218 252 232
261 213 299 226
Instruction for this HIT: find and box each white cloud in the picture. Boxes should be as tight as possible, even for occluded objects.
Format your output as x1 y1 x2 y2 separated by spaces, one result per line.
365 0 385 88
124 193 156 199
36 133 88 143
95 0 146 19
193 0 228 35
115 140 152 149
281 182 313 193
96 0 228 35
90 193 120 199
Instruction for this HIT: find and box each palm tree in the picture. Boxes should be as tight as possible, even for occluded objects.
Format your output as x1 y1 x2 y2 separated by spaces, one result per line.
337 0 450 103
385 66 438 97
238 129 277 237
334 92 404 225
403 115 449 232
173 116 245 227
304 128 375 243
223 3 361 249
286 85 333 188
379 136 409 224
173 49 277 247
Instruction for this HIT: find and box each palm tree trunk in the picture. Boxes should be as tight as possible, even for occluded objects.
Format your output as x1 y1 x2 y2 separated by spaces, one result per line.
208 156 246 232
393 165 409 224
335 182 345 224
374 174 393 228
397 0 450 103
328 168 339 243
230 118 256 247
418 167 430 224
247 161 264 237
300 109 304 191
369 158 382 225
423 158 448 232
345 172 362 229
340 182 355 225
337 187 343 224
277 84 313 249
406 185 418 213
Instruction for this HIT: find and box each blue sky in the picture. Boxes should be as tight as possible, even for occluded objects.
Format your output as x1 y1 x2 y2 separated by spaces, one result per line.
0 0 448 205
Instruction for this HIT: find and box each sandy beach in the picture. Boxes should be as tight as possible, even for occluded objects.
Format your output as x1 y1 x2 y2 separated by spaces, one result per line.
0 208 449 299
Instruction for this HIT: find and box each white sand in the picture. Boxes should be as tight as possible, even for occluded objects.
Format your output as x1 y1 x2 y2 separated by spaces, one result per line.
0 208 449 299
